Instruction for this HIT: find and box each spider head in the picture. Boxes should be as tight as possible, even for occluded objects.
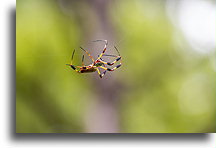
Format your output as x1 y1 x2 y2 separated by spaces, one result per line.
95 62 103 67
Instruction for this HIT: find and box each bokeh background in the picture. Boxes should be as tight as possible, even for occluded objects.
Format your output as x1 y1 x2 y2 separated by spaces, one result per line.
16 0 215 133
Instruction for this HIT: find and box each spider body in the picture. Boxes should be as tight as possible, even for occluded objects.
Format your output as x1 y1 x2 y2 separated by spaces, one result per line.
80 65 97 73
66 40 121 78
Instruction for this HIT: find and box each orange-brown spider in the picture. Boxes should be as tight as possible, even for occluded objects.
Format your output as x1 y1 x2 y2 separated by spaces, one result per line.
66 40 121 78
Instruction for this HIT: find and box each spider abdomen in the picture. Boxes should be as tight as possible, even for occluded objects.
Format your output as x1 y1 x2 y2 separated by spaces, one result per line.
80 67 97 73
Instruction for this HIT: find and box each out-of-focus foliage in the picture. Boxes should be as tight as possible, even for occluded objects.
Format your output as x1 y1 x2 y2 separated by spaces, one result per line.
17 0 90 133
17 0 215 133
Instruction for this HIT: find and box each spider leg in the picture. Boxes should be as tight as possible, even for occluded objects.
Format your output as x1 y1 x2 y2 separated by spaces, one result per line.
99 56 121 66
102 54 118 57
100 70 107 78
82 55 84 66
96 68 102 78
101 46 120 57
96 62 107 78
93 40 108 60
101 63 107 78
96 68 107 78
66 49 81 73
99 64 121 72
80 46 95 62
66 64 80 73
99 46 121 66
69 49 75 65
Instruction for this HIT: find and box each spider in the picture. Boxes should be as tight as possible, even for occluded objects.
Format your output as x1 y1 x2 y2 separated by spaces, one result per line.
66 40 122 78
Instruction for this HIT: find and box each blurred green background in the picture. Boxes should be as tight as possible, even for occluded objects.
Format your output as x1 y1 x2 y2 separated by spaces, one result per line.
16 0 215 133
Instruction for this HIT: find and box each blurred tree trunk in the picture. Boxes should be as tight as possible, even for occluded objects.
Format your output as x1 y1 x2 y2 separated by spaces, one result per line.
59 0 122 133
